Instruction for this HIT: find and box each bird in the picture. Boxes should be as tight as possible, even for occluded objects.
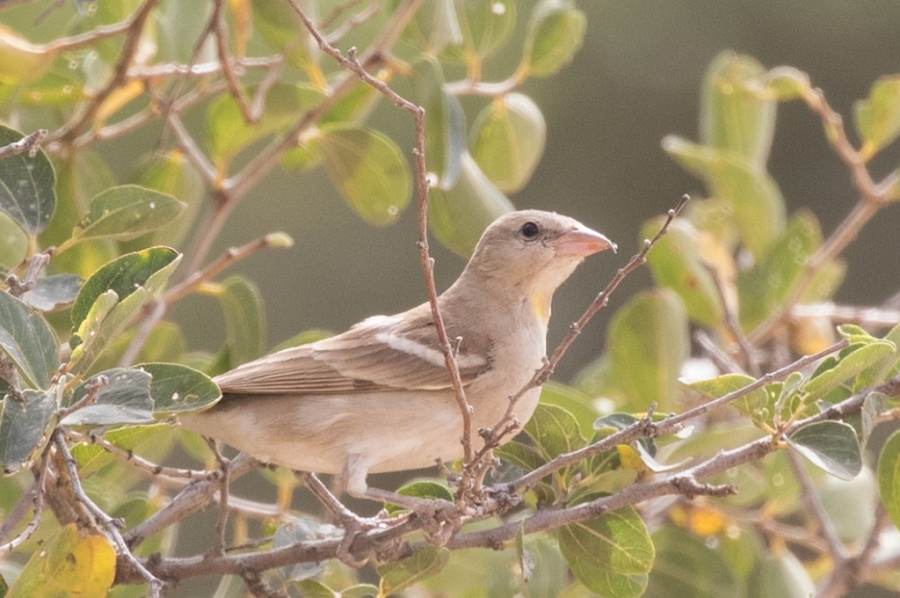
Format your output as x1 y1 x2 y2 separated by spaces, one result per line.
180 210 615 502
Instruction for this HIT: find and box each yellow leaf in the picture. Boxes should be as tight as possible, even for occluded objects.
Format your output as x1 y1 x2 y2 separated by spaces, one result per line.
94 80 145 129
8 523 116 598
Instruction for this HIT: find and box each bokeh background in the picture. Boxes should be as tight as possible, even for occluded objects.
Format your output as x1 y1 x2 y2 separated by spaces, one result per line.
163 0 900 384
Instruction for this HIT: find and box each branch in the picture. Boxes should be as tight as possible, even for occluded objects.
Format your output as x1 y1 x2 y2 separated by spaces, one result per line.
0 129 47 159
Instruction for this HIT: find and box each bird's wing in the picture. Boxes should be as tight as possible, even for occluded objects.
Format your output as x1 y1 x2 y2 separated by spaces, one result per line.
213 308 493 395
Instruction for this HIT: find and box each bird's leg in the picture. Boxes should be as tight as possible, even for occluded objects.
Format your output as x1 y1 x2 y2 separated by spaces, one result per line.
299 471 398 567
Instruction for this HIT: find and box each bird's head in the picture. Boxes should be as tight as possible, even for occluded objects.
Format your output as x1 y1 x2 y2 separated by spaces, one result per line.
458 210 616 322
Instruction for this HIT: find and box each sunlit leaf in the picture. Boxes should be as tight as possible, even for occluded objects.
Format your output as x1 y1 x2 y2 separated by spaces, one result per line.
71 423 170 476
470 93 546 193
642 218 723 327
877 429 900 530
0 388 56 473
0 125 56 235
700 51 776 167
559 504 654 598
787 421 862 481
5 524 115 598
803 341 895 401
319 124 411 226
854 75 900 158
604 289 689 411
428 152 514 257
521 0 586 78
0 290 58 389
72 185 185 243
412 56 465 187
377 546 450 596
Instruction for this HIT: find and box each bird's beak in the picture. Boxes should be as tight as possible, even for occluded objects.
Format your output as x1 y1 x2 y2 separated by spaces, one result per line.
554 225 617 257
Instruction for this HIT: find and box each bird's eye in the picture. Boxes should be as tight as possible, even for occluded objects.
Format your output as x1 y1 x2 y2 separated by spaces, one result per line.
521 221 540 239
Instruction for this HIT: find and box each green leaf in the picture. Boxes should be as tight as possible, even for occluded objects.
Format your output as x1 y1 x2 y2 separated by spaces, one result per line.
386 480 454 514
540 381 599 440
524 403 587 463
69 248 181 374
0 125 56 235
71 246 180 333
215 275 266 368
787 421 862 481
377 546 450 596
0 389 56 473
71 423 170 476
764 66 812 101
862 391 889 447
558 504 654 598
662 136 785 258
0 210 27 268
689 373 767 421
5 524 115 598
136 362 221 414
854 75 900 157
738 210 822 330
402 0 463 54
747 551 814 598
604 289 689 411
60 368 154 427
21 273 81 311
0 291 58 389
642 218 723 327
251 0 317 70
274 520 338 582
495 439 548 472
318 124 411 226
72 184 185 243
521 0 586 78
701 51 775 167
208 83 324 168
803 341 895 401
126 150 206 250
0 27 57 85
877 429 900 530
428 153 514 257
446 0 516 62
470 93 546 193
412 57 465 187
645 527 741 598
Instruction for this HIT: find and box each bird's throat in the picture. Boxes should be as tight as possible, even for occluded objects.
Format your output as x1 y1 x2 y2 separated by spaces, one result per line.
530 290 551 324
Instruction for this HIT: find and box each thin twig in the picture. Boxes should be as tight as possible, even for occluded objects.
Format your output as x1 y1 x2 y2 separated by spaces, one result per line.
52 430 163 596
0 129 47 159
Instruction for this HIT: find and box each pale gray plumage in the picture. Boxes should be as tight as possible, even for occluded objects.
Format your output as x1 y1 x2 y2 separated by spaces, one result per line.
181 210 614 498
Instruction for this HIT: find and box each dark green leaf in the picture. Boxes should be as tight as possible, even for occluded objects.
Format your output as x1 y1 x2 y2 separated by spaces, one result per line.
559 504 654 598
428 153 514 257
61 368 154 427
71 246 180 333
216 275 266 368
136 362 221 415
605 289 689 411
377 546 450 595
645 527 741 598
0 125 56 235
470 93 546 193
0 389 56 473
700 51 776 167
787 421 862 481
521 0 586 78
319 124 411 226
642 217 723 327
854 75 900 157
386 480 454 514
21 273 81 311
877 429 900 530
495 439 548 472
72 185 184 243
0 290 58 389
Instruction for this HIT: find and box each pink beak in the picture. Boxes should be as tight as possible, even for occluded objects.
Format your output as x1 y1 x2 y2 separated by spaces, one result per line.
554 225 617 257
